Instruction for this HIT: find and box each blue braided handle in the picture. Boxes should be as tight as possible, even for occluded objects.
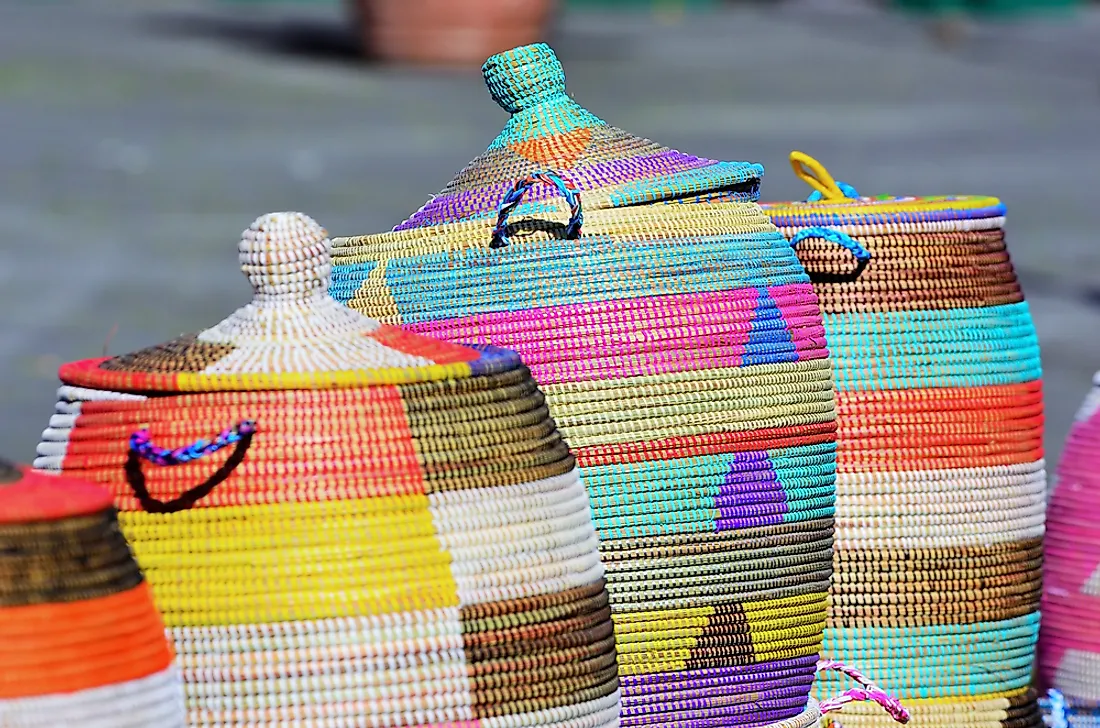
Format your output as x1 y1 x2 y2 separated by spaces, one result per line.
789 226 872 264
490 171 583 249
1048 690 1068 728
130 420 256 466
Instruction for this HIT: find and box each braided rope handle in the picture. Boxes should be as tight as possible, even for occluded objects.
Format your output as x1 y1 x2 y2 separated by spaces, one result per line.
817 659 910 725
490 171 583 249
125 420 257 513
789 227 871 264
130 421 256 466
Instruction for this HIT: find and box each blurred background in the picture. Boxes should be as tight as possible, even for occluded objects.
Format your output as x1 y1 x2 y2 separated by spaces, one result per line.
1 0 1098 468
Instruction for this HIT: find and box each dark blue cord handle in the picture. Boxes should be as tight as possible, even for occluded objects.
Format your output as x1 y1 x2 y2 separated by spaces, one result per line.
490 171 583 249
130 420 256 466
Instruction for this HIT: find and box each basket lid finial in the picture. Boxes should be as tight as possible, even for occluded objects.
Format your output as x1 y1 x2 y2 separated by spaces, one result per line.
238 211 331 302
483 43 568 114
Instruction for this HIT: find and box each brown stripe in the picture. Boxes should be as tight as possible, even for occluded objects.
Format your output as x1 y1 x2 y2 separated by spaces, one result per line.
98 333 234 373
400 371 578 492
461 581 619 719
601 517 835 560
794 231 1024 313
0 508 144 606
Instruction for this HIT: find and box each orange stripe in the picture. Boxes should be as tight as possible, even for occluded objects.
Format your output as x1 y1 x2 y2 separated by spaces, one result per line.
574 421 837 468
55 387 425 509
0 582 173 698
836 382 1043 471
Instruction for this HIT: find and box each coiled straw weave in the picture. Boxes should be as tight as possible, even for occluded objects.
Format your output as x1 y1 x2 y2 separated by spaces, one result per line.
760 152 1045 728
0 458 186 727
1040 373 1100 710
330 64 847 722
33 212 620 728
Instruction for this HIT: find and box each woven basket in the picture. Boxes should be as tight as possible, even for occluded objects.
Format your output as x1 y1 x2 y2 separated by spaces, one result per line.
386 43 765 233
1040 373 1100 704
759 152 1045 728
32 212 620 728
0 458 185 727
329 122 858 728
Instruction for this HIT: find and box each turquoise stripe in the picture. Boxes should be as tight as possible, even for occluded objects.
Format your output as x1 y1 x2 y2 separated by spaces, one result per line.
583 442 837 538
487 97 604 148
328 261 375 304
608 161 764 206
822 613 1040 699
375 233 808 324
825 302 1042 390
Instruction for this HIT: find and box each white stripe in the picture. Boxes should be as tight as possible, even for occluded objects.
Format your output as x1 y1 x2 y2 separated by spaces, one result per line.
429 470 605 606
0 665 185 728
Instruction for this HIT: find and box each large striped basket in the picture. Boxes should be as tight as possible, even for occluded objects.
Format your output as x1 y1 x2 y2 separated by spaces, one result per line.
759 152 1045 728
0 458 186 727
31 212 621 728
1039 373 1100 718
330 160 864 727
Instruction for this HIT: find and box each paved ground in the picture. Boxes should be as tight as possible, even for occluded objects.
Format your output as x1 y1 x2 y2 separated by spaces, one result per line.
2 0 1098 470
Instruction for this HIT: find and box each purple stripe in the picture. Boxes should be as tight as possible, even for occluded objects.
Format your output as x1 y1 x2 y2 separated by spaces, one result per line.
619 655 819 691
717 451 787 531
398 150 720 229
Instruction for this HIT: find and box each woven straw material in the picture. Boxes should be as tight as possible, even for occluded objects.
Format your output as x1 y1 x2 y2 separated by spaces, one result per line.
0 459 186 727
760 153 1044 728
394 43 764 231
331 165 838 728
33 213 619 728
1040 372 1100 704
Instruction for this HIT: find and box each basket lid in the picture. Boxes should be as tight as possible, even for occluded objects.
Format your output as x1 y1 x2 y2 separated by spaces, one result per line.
57 212 516 394
0 458 114 524
395 43 764 230
761 151 1005 227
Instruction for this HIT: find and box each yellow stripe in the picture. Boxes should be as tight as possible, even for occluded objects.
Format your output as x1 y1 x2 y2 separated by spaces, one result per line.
120 497 459 626
174 362 474 391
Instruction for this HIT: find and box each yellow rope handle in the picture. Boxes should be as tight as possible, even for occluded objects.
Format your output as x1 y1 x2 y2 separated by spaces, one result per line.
790 151 848 201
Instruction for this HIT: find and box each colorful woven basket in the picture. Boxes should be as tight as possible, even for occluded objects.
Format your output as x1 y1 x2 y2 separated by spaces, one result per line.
330 105 858 726
32 212 620 728
390 42 764 232
0 457 185 727
1040 373 1100 707
759 152 1045 728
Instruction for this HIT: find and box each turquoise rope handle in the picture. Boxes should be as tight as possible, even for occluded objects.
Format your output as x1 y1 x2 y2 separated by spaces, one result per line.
789 226 872 264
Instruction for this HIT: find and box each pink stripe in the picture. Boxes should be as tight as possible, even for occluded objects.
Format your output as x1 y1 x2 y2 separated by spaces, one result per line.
404 285 827 384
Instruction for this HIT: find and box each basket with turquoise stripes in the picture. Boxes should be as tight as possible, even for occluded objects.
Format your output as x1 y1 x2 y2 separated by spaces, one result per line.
759 152 1045 728
331 162 868 727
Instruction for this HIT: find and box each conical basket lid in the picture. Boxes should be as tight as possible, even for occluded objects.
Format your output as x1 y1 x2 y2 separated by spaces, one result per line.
0 458 184 724
396 43 764 230
58 212 516 393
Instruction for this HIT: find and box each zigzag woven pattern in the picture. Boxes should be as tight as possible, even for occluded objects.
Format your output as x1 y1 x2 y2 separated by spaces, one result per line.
394 43 763 231
332 163 840 728
760 152 1045 728
1040 373 1100 704
32 213 620 728
0 459 186 727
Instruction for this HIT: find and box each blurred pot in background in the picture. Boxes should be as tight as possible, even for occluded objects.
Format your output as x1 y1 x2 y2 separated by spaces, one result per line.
353 0 557 66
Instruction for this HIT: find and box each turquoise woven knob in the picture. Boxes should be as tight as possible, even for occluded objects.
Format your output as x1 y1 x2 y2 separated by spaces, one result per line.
483 43 567 114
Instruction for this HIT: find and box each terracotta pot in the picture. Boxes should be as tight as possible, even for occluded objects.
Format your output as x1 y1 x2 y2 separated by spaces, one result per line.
355 0 557 67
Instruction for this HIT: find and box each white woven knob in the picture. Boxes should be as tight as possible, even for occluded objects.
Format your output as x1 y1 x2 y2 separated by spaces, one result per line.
238 212 331 300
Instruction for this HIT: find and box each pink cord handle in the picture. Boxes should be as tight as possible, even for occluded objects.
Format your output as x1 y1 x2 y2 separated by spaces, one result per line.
817 660 911 725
